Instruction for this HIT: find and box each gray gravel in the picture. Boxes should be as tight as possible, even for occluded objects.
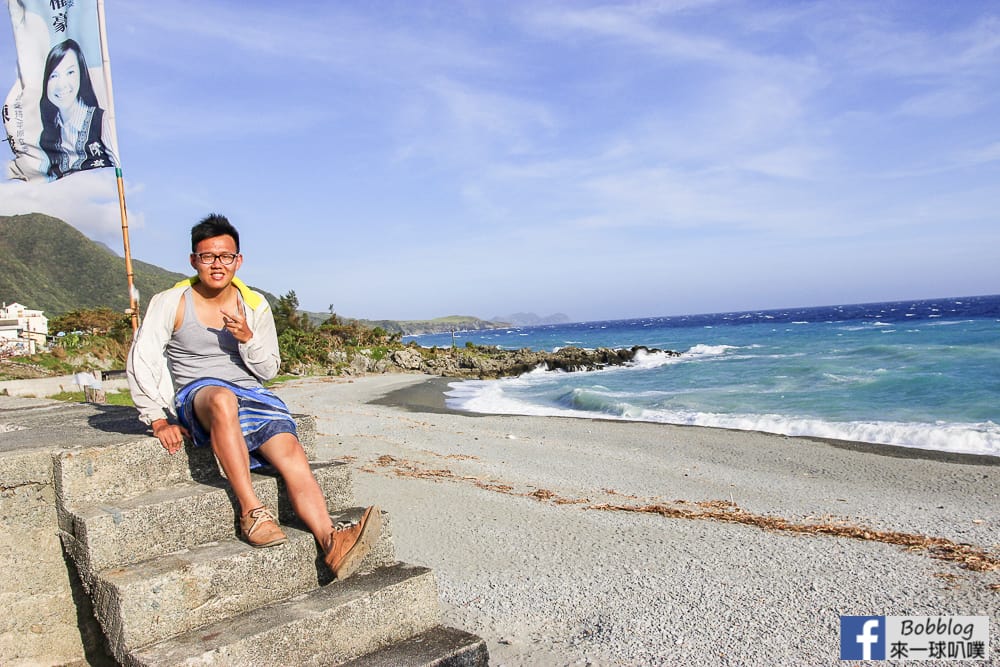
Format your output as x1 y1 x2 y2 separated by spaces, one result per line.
279 374 999 666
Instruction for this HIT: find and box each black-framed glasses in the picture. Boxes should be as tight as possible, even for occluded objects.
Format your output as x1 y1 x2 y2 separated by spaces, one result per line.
194 252 239 265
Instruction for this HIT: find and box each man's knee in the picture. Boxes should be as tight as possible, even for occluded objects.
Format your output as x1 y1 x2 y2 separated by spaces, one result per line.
261 433 306 465
195 386 239 424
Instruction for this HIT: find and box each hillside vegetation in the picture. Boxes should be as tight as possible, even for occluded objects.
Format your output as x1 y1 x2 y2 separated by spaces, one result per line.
0 213 186 315
303 311 509 335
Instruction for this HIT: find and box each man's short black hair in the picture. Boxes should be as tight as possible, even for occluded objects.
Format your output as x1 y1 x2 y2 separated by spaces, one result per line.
191 214 240 252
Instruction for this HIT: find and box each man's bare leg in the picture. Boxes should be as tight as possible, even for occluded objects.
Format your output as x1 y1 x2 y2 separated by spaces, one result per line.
192 386 264 516
258 433 334 542
260 433 381 579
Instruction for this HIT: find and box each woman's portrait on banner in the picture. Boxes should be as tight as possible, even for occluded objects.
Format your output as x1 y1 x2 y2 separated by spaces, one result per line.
38 38 118 180
3 0 120 182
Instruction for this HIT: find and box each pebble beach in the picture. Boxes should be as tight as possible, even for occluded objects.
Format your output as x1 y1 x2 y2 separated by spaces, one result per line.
278 374 999 666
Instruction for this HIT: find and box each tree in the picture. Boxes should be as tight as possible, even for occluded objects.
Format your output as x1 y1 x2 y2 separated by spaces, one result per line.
50 307 130 341
273 290 302 334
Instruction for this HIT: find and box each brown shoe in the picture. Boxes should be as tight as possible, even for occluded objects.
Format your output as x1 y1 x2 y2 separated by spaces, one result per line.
240 506 287 548
324 506 382 580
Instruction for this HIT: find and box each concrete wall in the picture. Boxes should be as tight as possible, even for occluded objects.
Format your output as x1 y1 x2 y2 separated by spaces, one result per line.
0 444 99 665
0 374 130 399
0 397 120 666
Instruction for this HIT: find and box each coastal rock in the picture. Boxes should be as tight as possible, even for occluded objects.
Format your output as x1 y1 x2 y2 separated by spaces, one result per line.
279 344 678 382
327 350 348 364
349 354 370 375
391 348 424 370
385 345 679 380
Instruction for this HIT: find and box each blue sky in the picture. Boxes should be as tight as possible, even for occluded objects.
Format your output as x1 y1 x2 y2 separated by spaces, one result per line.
2 1 999 322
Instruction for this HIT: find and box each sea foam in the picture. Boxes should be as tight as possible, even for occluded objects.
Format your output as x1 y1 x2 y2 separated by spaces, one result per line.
446 379 1000 457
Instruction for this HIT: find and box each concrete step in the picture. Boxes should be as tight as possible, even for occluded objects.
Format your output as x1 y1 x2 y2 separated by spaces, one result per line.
61 462 353 574
91 509 396 660
53 414 317 507
41 399 490 665
339 626 489 667
126 562 443 667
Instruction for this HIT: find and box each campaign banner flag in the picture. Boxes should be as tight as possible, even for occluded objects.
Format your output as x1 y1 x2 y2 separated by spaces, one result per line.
3 0 119 181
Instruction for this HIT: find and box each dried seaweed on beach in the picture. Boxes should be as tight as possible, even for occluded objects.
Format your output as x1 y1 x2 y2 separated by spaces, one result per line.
361 452 998 575
527 488 587 504
603 488 640 499
425 451 480 461
586 501 1000 573
476 481 514 493
398 466 454 480
372 453 454 480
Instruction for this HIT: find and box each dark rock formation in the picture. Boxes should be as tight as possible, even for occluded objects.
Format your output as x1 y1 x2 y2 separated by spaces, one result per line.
388 344 679 380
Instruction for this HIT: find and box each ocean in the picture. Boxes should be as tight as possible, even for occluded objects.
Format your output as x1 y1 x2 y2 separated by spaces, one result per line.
405 294 1000 458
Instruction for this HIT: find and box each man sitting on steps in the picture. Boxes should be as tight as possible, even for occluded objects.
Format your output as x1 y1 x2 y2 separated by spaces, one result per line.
126 213 380 580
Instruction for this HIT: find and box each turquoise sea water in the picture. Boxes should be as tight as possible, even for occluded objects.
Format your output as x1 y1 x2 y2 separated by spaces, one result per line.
406 295 1000 458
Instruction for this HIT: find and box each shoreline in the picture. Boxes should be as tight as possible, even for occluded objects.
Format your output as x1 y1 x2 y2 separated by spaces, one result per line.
373 375 1000 467
278 374 999 666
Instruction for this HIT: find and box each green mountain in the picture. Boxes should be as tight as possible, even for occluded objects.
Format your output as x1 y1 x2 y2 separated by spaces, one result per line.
1 213 187 315
0 213 280 317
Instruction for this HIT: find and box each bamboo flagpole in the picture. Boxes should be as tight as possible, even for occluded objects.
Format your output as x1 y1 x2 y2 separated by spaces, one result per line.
95 0 139 332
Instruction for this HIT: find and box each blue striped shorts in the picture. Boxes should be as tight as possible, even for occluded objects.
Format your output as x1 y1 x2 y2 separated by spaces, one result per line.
175 378 298 470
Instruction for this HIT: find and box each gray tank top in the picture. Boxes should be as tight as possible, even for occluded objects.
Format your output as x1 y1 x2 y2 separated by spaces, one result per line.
166 288 258 391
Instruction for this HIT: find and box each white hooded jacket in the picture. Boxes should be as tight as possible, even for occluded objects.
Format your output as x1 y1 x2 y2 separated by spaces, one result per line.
126 277 281 424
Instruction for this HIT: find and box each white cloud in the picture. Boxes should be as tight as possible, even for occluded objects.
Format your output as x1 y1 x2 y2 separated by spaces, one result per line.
0 170 141 245
733 144 828 180
806 8 1000 97
116 2 499 78
896 86 984 119
525 2 745 66
419 77 556 154
956 141 1000 167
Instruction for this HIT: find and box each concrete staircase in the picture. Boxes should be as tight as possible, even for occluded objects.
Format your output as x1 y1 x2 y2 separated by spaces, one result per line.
53 412 488 666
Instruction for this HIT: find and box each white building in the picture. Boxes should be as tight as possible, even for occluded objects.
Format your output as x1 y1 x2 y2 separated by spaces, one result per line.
0 302 49 356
